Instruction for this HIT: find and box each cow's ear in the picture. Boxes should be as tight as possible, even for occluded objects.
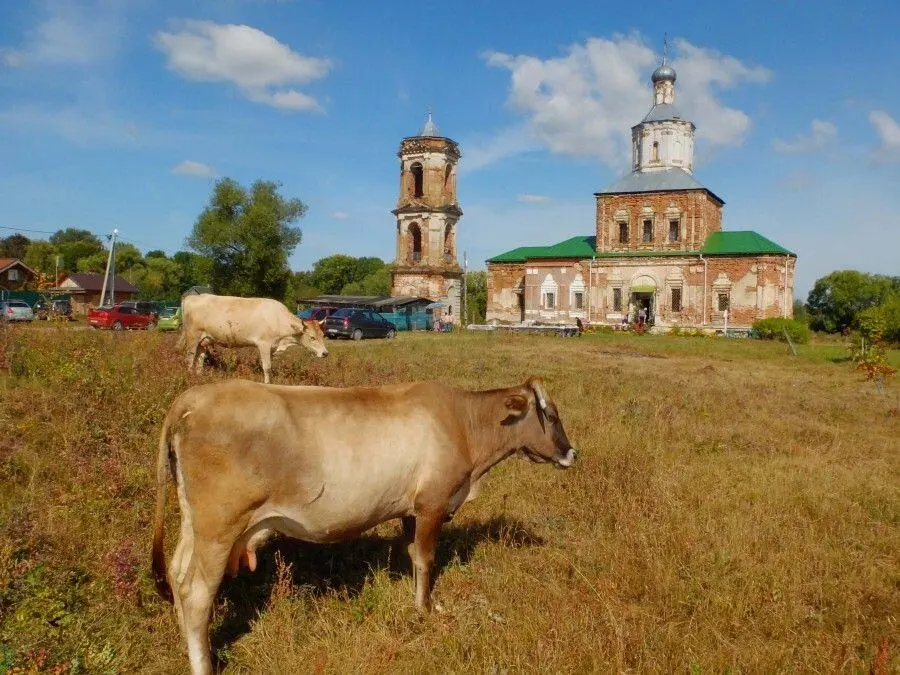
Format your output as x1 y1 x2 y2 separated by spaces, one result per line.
501 395 529 425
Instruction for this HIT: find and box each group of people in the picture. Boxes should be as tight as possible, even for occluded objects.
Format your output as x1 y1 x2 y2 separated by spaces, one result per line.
433 313 454 332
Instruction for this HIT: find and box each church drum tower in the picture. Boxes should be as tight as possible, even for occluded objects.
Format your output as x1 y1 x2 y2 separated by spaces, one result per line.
390 112 463 320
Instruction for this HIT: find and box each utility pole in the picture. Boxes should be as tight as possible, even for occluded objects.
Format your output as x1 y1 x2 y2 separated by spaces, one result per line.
462 251 468 328
99 228 118 307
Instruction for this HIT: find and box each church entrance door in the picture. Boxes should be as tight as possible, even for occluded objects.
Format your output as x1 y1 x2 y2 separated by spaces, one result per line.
630 292 654 326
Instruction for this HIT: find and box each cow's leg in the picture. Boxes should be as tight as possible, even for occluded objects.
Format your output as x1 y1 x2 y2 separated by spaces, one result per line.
184 331 204 374
170 537 230 675
255 341 273 384
410 511 444 611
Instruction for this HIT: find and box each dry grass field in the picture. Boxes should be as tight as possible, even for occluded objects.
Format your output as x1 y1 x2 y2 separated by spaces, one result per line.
0 325 897 673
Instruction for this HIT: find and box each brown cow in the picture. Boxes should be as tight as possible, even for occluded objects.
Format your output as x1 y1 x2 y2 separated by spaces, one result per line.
182 294 328 384
152 377 576 674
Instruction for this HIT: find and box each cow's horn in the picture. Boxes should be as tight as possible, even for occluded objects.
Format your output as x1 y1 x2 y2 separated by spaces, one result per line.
530 378 548 411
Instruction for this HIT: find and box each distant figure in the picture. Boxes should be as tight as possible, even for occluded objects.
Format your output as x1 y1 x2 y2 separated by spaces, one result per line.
638 306 647 325
576 317 584 335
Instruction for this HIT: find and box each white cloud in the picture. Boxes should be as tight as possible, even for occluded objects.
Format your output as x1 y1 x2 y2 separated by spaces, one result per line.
482 34 770 169
330 211 350 220
171 160 215 178
869 110 900 160
154 21 332 112
460 125 540 173
517 194 552 204
773 119 837 153
1 0 123 67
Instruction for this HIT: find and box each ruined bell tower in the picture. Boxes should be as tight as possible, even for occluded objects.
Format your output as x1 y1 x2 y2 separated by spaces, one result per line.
390 111 463 318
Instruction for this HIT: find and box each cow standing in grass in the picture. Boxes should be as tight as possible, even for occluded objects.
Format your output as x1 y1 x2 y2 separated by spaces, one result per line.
181 294 328 383
151 377 577 675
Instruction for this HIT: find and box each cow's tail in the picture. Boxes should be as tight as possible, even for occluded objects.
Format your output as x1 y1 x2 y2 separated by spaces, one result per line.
152 412 175 603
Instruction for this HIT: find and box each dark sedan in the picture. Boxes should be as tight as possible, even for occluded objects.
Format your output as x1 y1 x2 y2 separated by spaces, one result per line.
323 308 396 340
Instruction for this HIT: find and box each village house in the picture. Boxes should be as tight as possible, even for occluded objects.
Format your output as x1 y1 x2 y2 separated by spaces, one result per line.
58 272 138 315
485 58 796 331
0 258 38 291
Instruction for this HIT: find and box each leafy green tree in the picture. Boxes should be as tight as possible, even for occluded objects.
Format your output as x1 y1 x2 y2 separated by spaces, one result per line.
341 266 391 296
309 255 389 295
792 298 808 325
146 249 167 259
858 292 900 344
188 178 305 298
284 271 321 306
125 256 184 302
464 271 487 324
49 228 105 272
807 270 900 333
76 252 108 273
173 251 212 291
23 240 59 277
0 233 31 260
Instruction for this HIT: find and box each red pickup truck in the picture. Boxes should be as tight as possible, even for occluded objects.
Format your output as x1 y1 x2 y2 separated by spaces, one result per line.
88 304 155 330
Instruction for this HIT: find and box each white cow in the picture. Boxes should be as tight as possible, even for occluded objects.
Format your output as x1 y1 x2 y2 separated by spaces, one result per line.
152 377 577 674
181 294 328 383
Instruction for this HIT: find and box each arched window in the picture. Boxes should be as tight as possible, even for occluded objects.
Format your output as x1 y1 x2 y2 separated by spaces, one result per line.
652 141 660 162
409 223 422 263
444 164 452 194
411 162 424 198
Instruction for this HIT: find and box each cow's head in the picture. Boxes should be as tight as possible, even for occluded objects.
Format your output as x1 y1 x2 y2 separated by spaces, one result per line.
298 319 329 358
503 377 577 468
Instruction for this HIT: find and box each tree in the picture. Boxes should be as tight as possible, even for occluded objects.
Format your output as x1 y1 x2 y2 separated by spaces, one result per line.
465 271 487 324
23 240 59 277
49 228 105 272
188 178 305 299
807 271 900 334
146 249 167 259
309 255 388 295
125 256 184 302
173 251 212 291
341 266 391 296
0 233 31 260
284 271 321 306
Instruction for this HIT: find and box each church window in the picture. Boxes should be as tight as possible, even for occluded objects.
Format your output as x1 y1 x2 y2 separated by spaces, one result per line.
573 292 584 310
409 223 422 263
717 293 730 312
618 222 628 244
642 219 653 243
671 287 682 312
652 141 660 162
544 292 555 309
411 162 424 198
668 219 680 242
613 288 622 312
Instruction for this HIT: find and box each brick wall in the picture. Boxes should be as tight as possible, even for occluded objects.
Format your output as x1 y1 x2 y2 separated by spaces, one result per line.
595 189 723 253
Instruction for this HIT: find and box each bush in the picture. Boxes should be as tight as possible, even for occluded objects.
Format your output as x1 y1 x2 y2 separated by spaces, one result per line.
752 318 810 344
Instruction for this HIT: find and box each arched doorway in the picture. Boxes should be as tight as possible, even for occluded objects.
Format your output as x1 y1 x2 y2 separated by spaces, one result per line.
629 275 658 326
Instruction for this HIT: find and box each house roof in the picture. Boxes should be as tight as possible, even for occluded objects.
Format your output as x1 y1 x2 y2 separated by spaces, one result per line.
596 167 724 204
701 231 795 256
0 258 36 275
487 231 794 263
638 103 691 124
61 272 138 293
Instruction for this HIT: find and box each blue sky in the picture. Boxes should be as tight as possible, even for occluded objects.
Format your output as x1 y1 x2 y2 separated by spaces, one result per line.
1 0 898 297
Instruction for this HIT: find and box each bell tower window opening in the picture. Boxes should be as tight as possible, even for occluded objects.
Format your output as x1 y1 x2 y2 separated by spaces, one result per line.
443 223 454 262
642 219 653 243
618 222 629 245
652 141 660 162
409 223 422 263
411 162 424 198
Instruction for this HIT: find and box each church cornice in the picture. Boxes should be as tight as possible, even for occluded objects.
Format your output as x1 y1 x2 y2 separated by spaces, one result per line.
398 136 461 160
393 203 463 217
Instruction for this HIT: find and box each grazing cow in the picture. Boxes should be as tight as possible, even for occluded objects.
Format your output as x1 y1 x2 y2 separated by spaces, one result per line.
181 294 328 383
152 377 577 674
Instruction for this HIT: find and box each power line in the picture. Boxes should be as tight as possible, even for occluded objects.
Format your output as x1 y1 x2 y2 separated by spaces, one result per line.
0 225 59 236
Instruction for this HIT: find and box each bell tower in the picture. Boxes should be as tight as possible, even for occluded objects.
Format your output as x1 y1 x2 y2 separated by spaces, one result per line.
390 111 463 318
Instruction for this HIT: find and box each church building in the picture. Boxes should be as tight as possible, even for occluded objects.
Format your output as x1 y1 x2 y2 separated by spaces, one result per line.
485 58 797 330
390 113 463 319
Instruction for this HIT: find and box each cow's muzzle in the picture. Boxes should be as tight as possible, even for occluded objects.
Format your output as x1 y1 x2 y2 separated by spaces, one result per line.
318 349 329 358
555 447 577 468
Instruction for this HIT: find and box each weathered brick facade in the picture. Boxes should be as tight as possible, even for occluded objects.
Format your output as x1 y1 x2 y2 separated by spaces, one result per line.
390 116 462 318
484 60 797 331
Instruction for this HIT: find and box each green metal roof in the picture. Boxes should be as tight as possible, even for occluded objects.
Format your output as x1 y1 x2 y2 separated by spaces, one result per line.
487 231 794 263
701 231 795 256
487 236 596 263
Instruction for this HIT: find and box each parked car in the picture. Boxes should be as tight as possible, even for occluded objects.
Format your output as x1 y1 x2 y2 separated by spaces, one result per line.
156 306 183 331
87 304 155 330
0 300 34 323
118 300 160 321
297 306 338 324
323 308 397 340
